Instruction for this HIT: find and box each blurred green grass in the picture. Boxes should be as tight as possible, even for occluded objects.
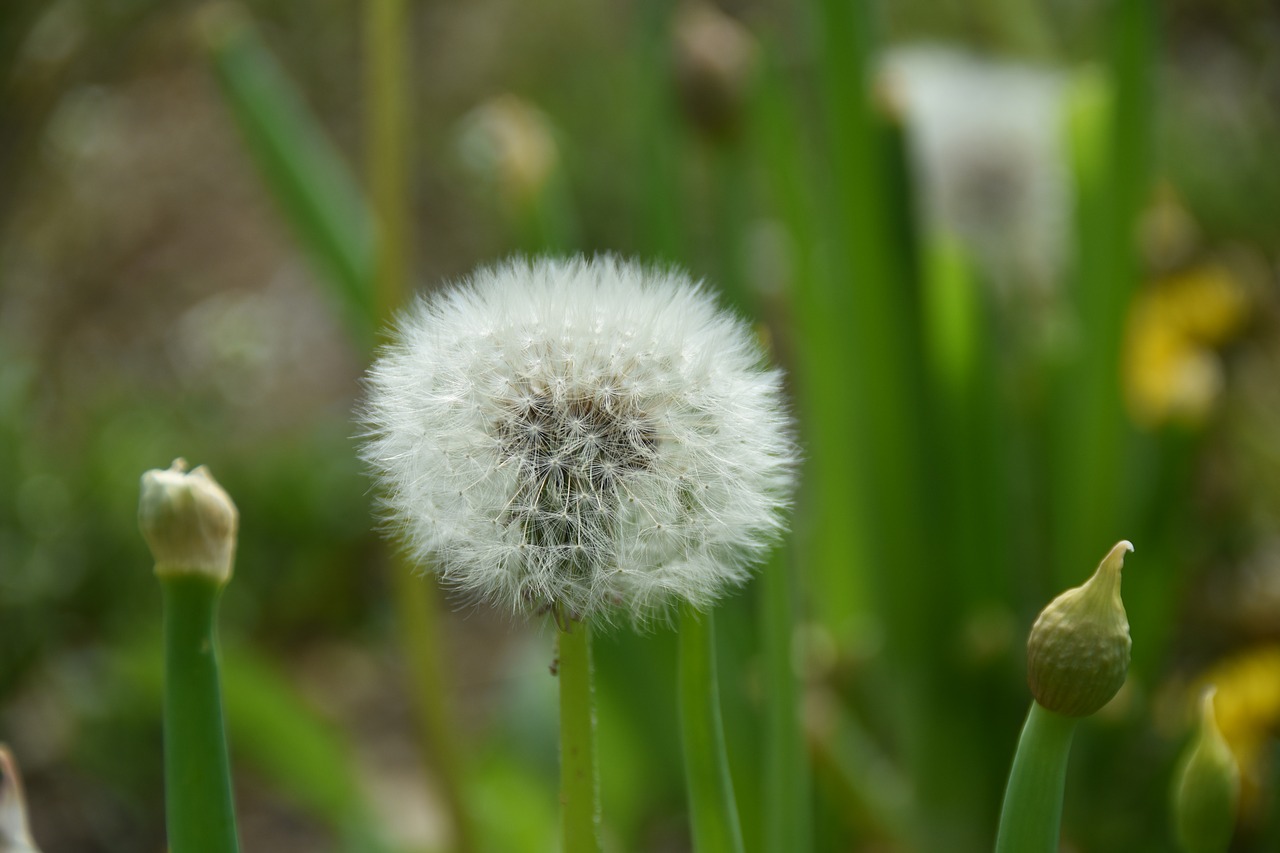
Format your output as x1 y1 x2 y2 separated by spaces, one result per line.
2 0 1280 851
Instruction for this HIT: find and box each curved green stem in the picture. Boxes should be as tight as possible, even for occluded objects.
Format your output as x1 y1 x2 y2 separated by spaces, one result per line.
679 603 745 853
558 619 601 852
995 701 1079 853
161 574 240 853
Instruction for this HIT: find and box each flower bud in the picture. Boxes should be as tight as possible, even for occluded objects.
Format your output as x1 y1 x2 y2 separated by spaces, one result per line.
139 459 238 584
456 94 559 208
1172 687 1240 853
0 745 41 853
1026 540 1133 717
672 3 758 141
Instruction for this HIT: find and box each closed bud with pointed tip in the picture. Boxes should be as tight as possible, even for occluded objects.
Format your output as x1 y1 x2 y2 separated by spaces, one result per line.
1173 687 1239 853
139 459 239 584
1027 540 1133 717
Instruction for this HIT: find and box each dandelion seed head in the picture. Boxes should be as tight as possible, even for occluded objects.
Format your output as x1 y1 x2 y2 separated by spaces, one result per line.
360 256 796 623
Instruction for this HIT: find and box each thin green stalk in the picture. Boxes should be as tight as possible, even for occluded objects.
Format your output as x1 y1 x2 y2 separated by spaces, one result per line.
678 603 744 853
389 568 477 850
557 619 601 853
749 47 872 637
760 549 810 853
162 575 240 853
813 0 954 831
1053 0 1155 589
365 3 477 849
812 0 939 680
366 0 409 326
995 702 1079 853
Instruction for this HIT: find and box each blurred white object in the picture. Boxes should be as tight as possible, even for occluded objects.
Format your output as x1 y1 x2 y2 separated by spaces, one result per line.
455 94 559 206
0 746 41 853
882 46 1071 294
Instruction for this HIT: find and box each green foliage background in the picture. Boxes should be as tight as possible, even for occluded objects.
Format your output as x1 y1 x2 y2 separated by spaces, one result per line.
2 0 1280 850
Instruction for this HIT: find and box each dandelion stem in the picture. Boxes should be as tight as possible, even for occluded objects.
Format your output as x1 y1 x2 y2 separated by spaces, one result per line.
679 603 745 853
161 574 240 853
995 701 1079 853
557 617 601 853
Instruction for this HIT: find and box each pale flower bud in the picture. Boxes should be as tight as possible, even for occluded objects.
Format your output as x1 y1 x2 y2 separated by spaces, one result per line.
672 3 758 141
1172 687 1240 853
139 459 238 583
1026 540 1133 717
0 745 41 853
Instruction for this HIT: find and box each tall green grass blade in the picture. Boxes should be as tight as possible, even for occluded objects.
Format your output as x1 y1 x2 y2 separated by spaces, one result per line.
678 604 745 853
920 232 1016 833
363 1 479 848
199 3 376 350
750 45 872 640
1052 0 1155 589
812 6 971 835
811 0 938 665
759 546 811 853
219 649 395 853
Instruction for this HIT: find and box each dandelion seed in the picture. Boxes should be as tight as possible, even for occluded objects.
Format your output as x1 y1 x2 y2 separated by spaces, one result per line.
360 256 796 622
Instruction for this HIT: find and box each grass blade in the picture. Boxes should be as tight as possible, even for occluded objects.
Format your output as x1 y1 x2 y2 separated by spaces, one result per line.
199 3 376 349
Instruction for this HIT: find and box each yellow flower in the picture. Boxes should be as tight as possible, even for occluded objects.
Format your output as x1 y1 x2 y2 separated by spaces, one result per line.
1124 264 1247 428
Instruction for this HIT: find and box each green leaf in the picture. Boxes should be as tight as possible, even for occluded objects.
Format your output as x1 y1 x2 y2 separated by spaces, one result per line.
199 3 377 350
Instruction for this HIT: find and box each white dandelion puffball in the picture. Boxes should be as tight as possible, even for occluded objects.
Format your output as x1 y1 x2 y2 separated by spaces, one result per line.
361 256 796 622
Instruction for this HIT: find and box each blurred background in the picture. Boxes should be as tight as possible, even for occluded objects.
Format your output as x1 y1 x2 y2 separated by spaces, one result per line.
2 0 1279 850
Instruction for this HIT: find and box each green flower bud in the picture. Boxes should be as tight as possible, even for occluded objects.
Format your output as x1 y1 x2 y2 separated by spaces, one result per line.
1172 687 1239 853
139 459 238 584
1026 540 1133 717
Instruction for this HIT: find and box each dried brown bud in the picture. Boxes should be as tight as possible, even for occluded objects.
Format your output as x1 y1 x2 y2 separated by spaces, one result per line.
672 3 758 141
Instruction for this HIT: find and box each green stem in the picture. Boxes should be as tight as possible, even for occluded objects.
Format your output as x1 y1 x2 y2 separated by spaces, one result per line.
995 701 1079 853
389 566 477 851
760 549 809 853
678 603 745 853
750 48 872 638
366 0 409 326
365 3 478 850
161 574 240 853
1053 0 1154 590
558 618 601 853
